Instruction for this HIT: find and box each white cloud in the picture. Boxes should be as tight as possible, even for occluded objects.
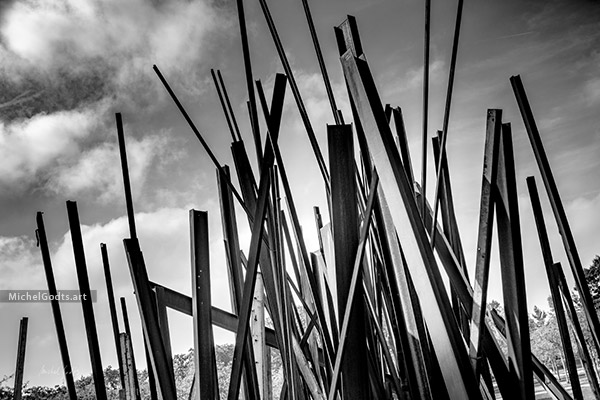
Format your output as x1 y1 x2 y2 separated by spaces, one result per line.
0 106 101 189
46 134 169 203
1 0 228 81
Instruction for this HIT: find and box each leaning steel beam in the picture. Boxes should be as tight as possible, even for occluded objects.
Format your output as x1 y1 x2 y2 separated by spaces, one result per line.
190 210 219 400
227 162 272 400
211 69 237 143
429 0 464 246
392 107 414 190
234 0 261 163
300 0 342 125
116 113 137 239
337 18 481 398
495 123 534 399
154 286 174 379
36 212 77 400
120 333 137 400
490 310 573 400
123 239 177 399
421 0 431 214
256 0 331 191
101 243 126 391
510 74 600 355
555 263 600 398
147 281 278 348
67 200 107 400
469 109 502 374
328 124 369 400
527 176 583 399
13 317 28 400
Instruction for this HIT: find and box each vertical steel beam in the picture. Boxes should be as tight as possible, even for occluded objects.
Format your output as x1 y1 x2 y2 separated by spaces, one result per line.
13 317 28 400
120 333 137 400
328 124 369 400
67 200 107 400
510 75 600 355
495 123 534 399
36 212 77 399
123 239 177 399
120 298 141 400
101 243 126 391
469 110 502 373
190 210 218 400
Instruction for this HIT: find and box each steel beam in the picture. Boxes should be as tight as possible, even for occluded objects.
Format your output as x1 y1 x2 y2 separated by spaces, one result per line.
36 212 77 399
67 200 107 400
13 317 28 400
511 74 600 356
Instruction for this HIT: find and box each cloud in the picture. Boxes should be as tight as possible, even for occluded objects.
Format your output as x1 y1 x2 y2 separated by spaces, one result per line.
46 134 169 203
0 106 102 191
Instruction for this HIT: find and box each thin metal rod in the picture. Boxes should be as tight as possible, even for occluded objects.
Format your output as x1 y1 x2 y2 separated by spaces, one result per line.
421 0 431 214
235 0 261 159
300 0 341 125
153 65 251 217
430 0 464 246
116 113 137 239
217 70 243 142
211 69 237 142
36 212 77 400
256 0 331 193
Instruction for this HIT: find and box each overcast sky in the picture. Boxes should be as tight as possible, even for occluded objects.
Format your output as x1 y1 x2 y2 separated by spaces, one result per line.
0 0 599 388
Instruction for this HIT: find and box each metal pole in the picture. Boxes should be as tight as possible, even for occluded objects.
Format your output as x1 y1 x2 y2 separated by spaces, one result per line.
36 212 77 399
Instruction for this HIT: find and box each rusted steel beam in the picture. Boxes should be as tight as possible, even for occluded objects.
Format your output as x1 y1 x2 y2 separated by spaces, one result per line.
13 317 28 400
36 212 77 400
495 123 534 398
337 19 480 398
527 177 583 399
123 239 177 399
469 109 502 374
511 74 600 355
66 200 107 400
328 124 369 399
101 243 126 391
190 210 219 400
120 298 141 400
555 263 600 398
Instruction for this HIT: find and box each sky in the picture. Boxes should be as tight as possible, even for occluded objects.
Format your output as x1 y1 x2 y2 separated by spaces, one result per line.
0 0 599 388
